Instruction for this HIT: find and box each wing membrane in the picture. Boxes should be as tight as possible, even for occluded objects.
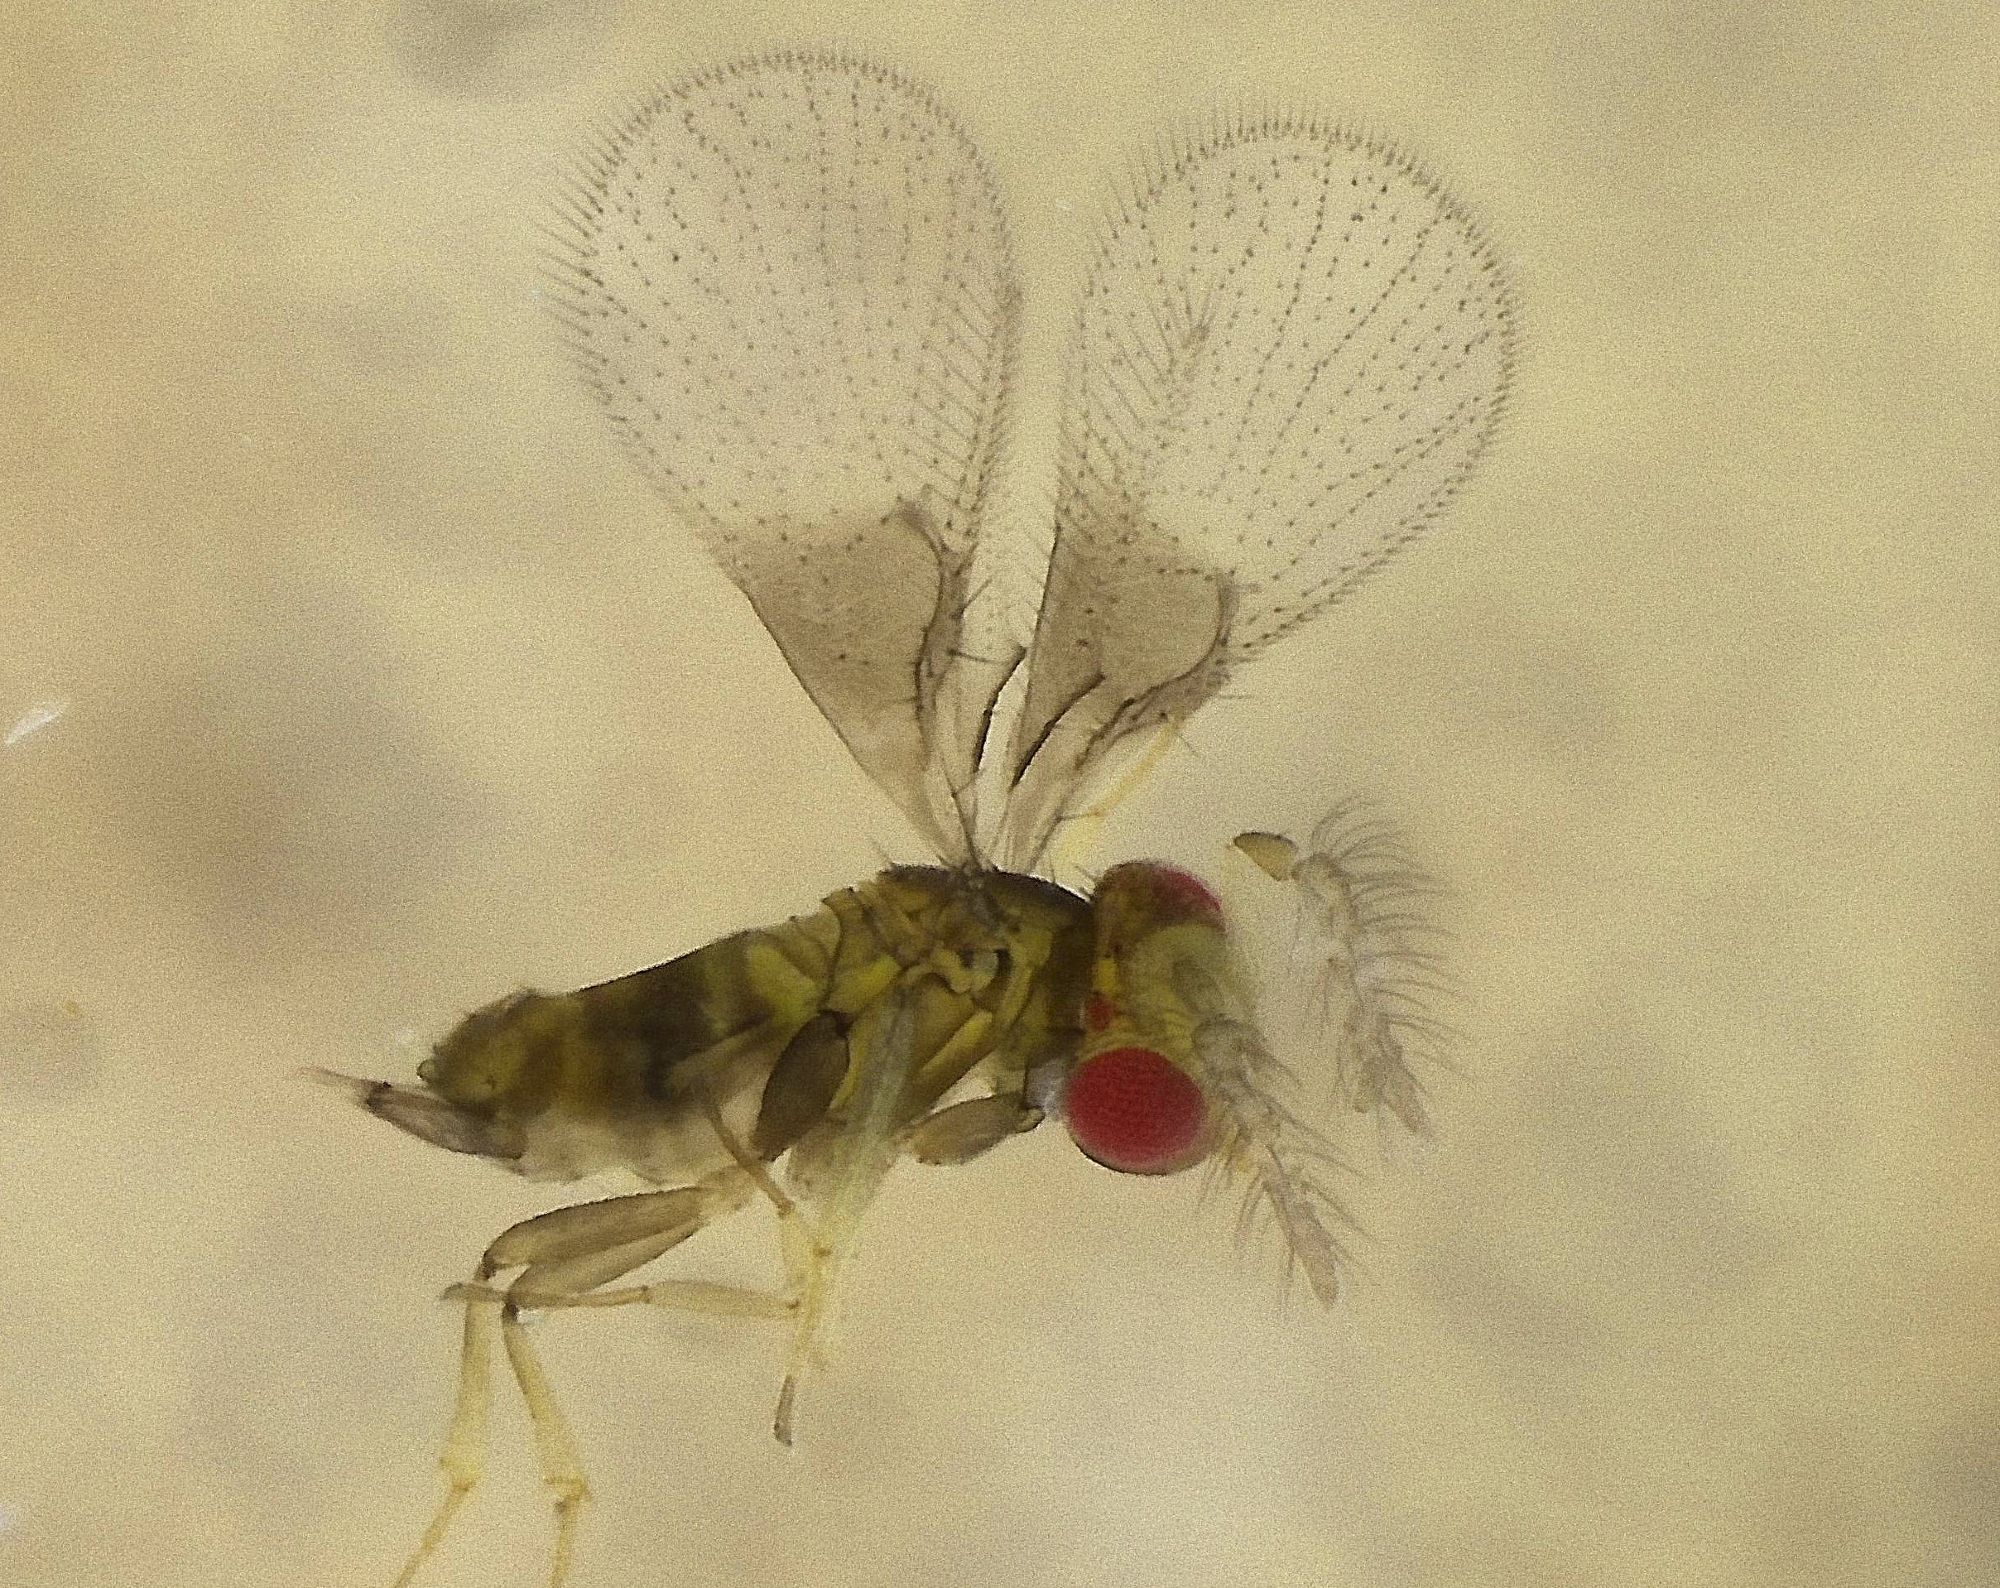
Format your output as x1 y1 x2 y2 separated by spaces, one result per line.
550 51 1018 860
1000 119 1515 866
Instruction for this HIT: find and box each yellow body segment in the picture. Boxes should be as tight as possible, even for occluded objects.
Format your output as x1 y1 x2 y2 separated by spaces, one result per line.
375 867 1095 1187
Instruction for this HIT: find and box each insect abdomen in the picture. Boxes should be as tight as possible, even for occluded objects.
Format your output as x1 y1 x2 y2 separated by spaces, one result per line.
412 914 840 1182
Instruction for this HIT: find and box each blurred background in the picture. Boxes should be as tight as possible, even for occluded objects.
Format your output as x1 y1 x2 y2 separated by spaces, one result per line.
2 2 1995 1585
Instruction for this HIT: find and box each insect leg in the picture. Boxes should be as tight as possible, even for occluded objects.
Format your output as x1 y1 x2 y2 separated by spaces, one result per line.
445 1108 805 1326
391 1175 754 1588
467 1276 794 1321
498 1177 760 1587
767 990 924 1446
497 1304 586 1588
901 1090 1043 1164
388 1283 498 1588
694 1089 828 1447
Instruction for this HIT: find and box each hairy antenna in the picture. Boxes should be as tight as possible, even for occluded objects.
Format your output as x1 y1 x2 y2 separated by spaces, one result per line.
1192 1015 1353 1308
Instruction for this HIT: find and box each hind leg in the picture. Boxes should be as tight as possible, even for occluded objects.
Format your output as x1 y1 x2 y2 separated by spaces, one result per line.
388 1172 758 1588
389 1291 498 1588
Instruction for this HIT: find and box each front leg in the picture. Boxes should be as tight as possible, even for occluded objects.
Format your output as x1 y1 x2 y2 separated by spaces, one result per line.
903 1091 1044 1164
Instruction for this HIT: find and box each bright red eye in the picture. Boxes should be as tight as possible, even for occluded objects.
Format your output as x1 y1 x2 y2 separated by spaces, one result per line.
1095 861 1224 925
1146 865 1222 922
1063 1046 1210 1175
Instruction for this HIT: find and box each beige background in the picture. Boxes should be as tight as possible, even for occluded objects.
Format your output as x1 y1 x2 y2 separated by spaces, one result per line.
3 2 1996 1586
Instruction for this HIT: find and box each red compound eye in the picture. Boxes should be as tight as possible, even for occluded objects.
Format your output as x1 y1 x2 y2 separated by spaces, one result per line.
1063 1046 1210 1175
1146 865 1222 922
1096 861 1223 925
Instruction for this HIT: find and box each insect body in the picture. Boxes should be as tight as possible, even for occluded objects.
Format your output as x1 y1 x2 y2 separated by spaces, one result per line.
367 866 1096 1194
340 46 1514 1588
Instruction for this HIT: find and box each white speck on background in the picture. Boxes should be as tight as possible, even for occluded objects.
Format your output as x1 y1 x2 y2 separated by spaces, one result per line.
4 698 69 746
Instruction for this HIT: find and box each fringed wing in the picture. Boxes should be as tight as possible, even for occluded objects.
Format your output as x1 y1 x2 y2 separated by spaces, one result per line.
548 51 1020 862
998 117 1515 868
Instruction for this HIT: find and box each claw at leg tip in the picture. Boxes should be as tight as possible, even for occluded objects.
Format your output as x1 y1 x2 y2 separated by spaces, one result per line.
773 1375 798 1448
